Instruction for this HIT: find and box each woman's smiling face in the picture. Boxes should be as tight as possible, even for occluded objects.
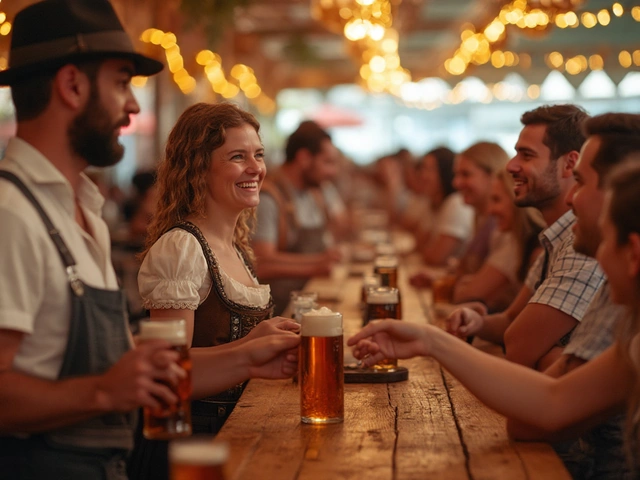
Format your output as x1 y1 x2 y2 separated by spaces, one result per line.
206 123 266 214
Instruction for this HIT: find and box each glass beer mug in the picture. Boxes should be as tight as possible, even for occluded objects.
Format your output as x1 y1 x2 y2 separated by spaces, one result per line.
290 291 318 324
373 255 399 288
365 287 400 370
299 307 344 424
169 438 229 480
138 319 192 440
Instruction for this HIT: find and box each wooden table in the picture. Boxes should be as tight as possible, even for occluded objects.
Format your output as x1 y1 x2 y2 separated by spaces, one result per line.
217 259 570 479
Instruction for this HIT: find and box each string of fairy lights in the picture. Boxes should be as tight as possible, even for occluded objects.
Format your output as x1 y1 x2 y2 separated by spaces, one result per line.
138 28 275 115
445 0 640 76
0 1 637 110
0 5 11 72
311 0 412 95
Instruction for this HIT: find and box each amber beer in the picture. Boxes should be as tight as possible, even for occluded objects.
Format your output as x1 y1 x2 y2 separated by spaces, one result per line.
374 255 399 288
169 438 228 480
139 319 193 440
432 274 457 304
299 309 344 424
365 287 400 370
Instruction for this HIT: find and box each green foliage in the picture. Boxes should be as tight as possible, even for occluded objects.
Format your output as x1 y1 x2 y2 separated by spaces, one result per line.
180 0 252 45
282 34 321 66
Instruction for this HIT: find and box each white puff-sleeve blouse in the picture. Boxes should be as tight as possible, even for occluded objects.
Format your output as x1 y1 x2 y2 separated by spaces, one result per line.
138 229 271 310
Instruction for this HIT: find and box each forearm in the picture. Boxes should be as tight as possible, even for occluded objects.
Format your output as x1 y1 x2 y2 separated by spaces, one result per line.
428 329 566 430
422 235 462 266
476 312 511 344
428 330 628 432
507 354 587 440
536 346 564 372
190 346 252 399
0 372 109 433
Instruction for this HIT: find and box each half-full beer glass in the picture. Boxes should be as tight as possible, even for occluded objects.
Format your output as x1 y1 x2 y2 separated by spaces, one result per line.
169 438 228 480
139 319 192 440
299 308 344 424
365 287 400 370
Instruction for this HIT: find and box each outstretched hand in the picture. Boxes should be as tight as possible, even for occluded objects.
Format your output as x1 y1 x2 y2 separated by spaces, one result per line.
347 320 431 367
245 333 300 379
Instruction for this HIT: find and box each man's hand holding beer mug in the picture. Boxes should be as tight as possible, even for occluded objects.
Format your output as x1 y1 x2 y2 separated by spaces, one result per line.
95 336 185 414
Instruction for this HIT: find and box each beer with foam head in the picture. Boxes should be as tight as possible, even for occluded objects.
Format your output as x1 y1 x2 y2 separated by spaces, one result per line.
365 287 400 370
139 319 192 440
169 438 228 480
361 273 381 305
373 255 402 319
290 291 318 323
299 308 344 424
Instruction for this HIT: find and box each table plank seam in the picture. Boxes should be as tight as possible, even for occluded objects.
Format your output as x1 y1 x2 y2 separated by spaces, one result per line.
441 367 474 480
387 383 400 480
513 446 533 480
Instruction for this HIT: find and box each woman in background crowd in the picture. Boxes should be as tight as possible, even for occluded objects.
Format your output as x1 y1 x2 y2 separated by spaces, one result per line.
452 169 545 311
415 147 474 265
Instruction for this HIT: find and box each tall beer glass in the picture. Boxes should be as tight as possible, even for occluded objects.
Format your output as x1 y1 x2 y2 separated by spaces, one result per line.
290 291 318 323
139 319 192 440
365 287 400 370
361 273 381 305
299 308 344 424
374 255 402 319
169 438 228 480
374 255 399 288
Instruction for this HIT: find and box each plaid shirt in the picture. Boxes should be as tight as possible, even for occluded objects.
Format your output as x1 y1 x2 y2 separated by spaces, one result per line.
525 210 605 322
563 281 625 361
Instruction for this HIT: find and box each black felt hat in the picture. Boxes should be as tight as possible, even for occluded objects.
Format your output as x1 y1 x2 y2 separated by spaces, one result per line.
0 0 164 86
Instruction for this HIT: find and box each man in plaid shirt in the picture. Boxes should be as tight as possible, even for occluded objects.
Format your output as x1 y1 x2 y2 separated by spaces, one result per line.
508 113 640 479
448 105 605 370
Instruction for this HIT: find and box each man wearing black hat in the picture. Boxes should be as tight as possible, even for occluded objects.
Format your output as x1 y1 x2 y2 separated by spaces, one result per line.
0 1 179 478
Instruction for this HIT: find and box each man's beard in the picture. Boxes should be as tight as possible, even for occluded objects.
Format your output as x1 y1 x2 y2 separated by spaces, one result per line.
514 161 561 209
68 89 128 168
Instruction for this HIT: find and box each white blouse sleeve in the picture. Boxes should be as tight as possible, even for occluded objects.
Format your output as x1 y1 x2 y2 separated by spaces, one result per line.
138 229 211 310
434 193 474 241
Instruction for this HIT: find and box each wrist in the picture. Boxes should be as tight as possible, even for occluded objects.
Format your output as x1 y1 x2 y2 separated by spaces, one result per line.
91 376 114 414
426 325 451 359
230 342 253 379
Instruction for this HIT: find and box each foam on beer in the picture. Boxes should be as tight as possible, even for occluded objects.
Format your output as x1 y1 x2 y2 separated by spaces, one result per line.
169 439 229 465
374 255 398 268
367 287 399 304
301 307 342 337
138 319 187 345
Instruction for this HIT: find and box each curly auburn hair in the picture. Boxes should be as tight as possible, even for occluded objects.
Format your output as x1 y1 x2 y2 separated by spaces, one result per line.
142 102 261 262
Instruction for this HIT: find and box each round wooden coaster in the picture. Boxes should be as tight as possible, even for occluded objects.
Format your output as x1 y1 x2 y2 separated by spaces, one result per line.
344 364 409 383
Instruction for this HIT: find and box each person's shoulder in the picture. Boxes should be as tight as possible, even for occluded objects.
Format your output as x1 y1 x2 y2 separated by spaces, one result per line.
149 227 202 254
0 171 44 228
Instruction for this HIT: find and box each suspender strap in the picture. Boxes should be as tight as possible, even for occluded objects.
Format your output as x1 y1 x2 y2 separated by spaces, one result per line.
0 170 79 273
